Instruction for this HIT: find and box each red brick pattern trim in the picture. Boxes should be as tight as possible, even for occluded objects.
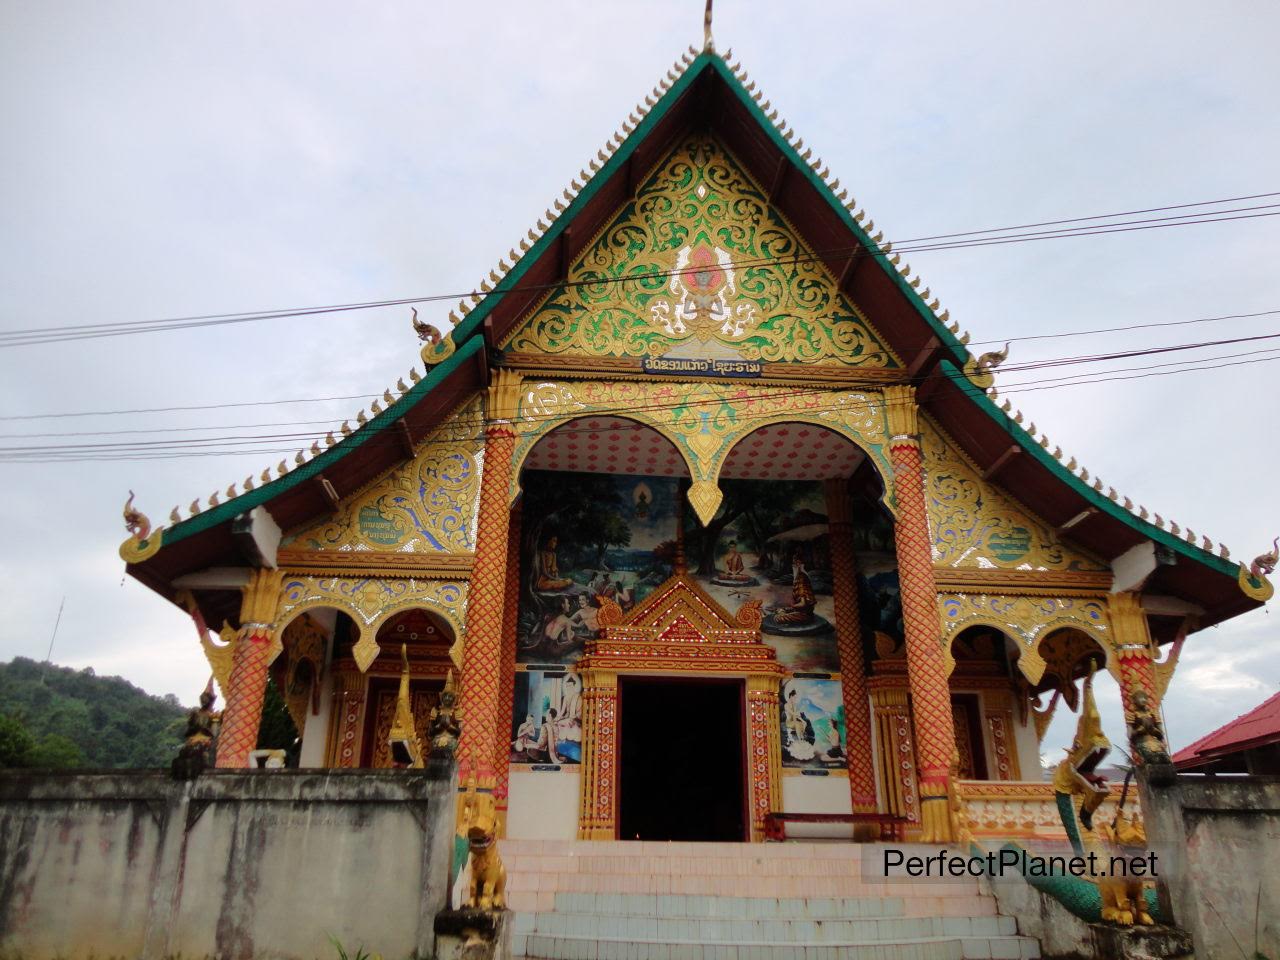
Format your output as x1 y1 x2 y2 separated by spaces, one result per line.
889 439 956 795
830 520 878 812
457 423 517 780
215 627 272 768
494 508 522 810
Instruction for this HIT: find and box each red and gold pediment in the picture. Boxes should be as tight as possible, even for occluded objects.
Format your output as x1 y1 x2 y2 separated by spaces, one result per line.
579 572 783 676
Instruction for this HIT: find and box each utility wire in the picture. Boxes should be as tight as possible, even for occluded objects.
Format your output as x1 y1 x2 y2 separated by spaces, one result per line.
3 299 1279 425
3 192 1278 347
2 344 1275 463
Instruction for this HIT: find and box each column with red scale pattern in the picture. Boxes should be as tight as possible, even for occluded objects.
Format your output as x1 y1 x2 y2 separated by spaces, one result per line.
494 506 522 825
214 568 282 768
883 386 955 841
824 479 879 812
457 371 522 785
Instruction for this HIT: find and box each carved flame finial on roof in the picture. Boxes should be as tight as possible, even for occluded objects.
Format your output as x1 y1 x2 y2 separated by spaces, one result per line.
703 0 715 51
120 490 163 563
1238 536 1278 602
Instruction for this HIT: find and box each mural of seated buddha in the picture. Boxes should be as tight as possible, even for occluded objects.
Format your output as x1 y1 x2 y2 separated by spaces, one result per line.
710 539 759 587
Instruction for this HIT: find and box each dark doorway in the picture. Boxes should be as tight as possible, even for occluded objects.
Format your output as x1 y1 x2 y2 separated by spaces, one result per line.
617 677 747 842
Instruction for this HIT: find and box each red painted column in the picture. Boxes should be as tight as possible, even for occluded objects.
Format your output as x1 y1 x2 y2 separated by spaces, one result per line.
457 371 521 785
825 479 878 813
494 506 523 826
214 569 281 768
1110 592 1161 717
884 386 955 842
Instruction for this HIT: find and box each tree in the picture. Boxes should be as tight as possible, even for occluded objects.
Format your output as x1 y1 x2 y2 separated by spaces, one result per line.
592 513 632 566
30 733 84 769
0 657 186 768
685 479 815 575
0 713 35 768
256 677 299 760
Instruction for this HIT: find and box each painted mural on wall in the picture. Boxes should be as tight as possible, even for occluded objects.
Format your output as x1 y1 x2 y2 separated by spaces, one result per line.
517 470 678 665
849 491 905 651
781 678 846 769
687 479 839 673
510 669 582 765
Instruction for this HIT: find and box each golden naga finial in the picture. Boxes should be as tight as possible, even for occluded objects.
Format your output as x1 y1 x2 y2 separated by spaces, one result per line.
120 491 163 563
123 490 150 542
1239 536 1278 601
413 306 456 368
703 0 715 51
963 342 1008 388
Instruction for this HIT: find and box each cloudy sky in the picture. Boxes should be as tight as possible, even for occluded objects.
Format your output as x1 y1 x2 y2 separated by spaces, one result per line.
2 2 1277 765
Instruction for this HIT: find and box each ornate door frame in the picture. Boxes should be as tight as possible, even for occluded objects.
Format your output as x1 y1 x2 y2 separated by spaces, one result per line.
574 573 785 842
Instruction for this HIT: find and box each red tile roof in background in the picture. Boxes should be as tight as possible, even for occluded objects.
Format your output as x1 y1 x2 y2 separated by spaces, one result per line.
1173 690 1280 768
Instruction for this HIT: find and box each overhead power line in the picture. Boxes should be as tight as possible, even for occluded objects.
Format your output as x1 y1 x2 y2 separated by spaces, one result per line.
3 300 1279 425
2 190 1278 348
2 337 1276 463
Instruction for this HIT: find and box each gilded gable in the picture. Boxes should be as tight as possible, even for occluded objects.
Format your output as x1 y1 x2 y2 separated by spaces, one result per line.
282 397 483 554
505 136 900 368
922 416 1107 572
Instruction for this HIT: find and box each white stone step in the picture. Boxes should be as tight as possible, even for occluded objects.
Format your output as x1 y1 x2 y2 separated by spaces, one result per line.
512 933 1040 960
516 911 1018 941
500 838 1041 960
553 893 920 919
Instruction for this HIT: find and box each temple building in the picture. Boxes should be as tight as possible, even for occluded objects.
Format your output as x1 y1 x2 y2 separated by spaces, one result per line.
119 44 1274 847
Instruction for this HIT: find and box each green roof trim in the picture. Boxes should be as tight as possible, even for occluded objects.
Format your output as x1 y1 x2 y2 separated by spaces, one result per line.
447 52 716 348
704 56 971 368
155 334 484 551
941 361 1238 578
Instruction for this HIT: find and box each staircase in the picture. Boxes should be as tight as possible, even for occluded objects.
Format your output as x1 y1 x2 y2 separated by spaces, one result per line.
502 840 1040 960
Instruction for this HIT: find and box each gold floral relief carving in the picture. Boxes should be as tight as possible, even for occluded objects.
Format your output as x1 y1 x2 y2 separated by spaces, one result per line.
938 592 1110 683
276 575 468 672
513 378 896 523
505 136 900 369
921 417 1106 572
284 397 483 555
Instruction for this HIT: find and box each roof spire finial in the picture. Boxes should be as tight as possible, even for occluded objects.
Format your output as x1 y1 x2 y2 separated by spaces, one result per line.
703 0 715 52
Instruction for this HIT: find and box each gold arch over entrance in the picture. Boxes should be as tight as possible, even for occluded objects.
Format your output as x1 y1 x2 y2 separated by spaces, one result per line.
937 591 1110 684
575 571 785 842
512 379 896 524
274 574 468 672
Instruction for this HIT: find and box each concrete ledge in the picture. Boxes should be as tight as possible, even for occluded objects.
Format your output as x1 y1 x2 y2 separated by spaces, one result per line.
0 767 456 960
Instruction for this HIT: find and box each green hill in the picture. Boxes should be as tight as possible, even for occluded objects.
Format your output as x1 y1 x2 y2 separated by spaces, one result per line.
0 656 187 769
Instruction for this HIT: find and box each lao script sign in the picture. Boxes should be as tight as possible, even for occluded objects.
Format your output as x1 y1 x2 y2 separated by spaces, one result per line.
642 357 763 378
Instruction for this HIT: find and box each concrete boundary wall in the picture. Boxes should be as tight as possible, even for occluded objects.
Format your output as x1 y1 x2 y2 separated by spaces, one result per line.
1140 773 1280 960
0 769 455 960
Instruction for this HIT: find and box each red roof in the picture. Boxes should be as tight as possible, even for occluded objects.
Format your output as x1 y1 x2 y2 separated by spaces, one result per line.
1173 690 1280 769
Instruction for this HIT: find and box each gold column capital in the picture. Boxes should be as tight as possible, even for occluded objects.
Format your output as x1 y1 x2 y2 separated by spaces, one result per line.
239 568 282 626
882 384 919 439
1108 591 1153 649
487 369 524 423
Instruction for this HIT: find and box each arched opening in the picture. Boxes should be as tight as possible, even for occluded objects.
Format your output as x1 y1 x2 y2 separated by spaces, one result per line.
356 609 456 768
946 627 1041 782
266 606 351 767
504 414 899 839
507 415 690 839
1033 628 1123 780
515 415 689 666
